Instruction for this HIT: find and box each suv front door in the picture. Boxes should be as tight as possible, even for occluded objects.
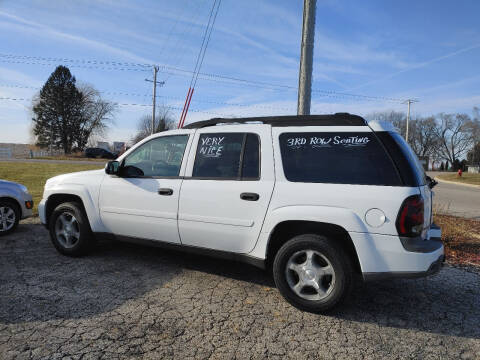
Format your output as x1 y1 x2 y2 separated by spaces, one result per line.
99 131 193 243
178 125 274 253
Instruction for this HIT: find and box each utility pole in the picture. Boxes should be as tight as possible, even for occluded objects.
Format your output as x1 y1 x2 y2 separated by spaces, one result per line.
145 65 164 135
297 0 317 115
403 99 418 143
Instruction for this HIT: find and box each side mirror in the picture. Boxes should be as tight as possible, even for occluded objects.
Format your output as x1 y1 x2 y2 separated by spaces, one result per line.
426 175 438 189
105 161 120 175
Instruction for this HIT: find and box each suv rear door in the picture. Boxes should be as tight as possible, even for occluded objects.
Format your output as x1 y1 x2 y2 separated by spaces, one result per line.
178 125 274 253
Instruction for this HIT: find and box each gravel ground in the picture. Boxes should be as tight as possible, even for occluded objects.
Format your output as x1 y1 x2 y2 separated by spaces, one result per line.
1 218 479 360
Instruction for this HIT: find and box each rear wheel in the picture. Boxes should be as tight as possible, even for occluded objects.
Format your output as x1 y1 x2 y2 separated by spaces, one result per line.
49 202 94 256
0 200 20 236
273 234 353 313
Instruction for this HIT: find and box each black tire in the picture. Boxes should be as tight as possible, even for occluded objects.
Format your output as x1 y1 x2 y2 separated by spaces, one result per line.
48 202 94 256
273 234 353 313
0 200 20 236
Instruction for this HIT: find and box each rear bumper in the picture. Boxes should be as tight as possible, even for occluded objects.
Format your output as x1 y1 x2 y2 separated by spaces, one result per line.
363 255 444 281
399 237 443 253
350 224 444 281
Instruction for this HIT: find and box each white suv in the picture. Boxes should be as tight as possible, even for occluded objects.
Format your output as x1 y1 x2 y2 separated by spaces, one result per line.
39 114 443 312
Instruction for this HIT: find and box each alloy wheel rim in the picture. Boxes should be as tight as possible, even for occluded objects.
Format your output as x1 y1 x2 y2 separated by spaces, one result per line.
0 206 16 232
55 212 80 248
285 249 336 301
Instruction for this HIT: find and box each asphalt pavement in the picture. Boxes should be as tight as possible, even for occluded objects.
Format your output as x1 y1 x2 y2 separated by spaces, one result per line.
428 171 480 219
1 218 479 359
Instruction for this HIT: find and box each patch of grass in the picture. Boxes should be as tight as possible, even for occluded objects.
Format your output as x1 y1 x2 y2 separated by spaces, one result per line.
0 161 103 214
434 214 480 266
436 172 480 185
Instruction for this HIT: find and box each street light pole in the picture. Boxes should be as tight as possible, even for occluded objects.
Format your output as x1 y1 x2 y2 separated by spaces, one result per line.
297 0 317 116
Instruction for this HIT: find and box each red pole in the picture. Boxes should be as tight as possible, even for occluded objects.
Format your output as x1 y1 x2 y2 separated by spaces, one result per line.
180 88 195 128
178 87 192 129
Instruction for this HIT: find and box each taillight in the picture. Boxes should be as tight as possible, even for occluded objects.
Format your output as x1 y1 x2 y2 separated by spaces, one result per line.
396 195 424 237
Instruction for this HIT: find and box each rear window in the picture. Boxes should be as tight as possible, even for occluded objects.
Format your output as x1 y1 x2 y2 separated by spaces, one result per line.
375 132 426 187
279 132 401 186
388 132 426 185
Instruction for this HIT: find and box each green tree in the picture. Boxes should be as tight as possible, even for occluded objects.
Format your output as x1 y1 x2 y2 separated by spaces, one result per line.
32 66 83 154
32 66 116 154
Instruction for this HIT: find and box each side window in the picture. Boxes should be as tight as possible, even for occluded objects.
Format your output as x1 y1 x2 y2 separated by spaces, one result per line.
192 133 260 180
123 135 189 177
241 134 260 179
279 132 401 186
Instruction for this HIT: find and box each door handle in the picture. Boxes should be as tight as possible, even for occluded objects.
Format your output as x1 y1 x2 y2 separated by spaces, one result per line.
158 188 173 196
240 192 259 201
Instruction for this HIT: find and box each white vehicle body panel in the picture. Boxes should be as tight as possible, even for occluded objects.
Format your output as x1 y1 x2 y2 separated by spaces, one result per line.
178 125 275 253
349 232 443 273
264 126 420 236
40 170 106 232
98 130 195 243
99 177 182 243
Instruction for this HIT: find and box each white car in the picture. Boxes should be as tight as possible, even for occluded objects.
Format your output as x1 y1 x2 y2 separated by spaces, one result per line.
0 180 34 235
39 114 443 312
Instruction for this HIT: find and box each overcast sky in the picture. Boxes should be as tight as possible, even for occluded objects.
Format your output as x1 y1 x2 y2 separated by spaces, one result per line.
1 0 479 143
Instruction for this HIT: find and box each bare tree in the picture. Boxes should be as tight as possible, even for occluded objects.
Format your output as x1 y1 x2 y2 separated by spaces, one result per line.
433 112 478 164
365 111 407 137
76 84 117 150
409 116 440 157
132 106 175 144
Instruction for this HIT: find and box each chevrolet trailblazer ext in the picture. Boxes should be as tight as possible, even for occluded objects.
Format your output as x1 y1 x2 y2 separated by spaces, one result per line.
39 114 443 312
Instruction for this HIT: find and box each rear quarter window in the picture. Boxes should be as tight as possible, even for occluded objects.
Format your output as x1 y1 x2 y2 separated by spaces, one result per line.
279 132 402 186
375 132 426 187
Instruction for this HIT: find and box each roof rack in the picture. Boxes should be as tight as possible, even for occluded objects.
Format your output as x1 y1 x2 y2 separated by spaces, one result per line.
183 113 367 129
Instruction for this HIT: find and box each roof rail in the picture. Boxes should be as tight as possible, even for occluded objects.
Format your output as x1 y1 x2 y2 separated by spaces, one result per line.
183 113 367 129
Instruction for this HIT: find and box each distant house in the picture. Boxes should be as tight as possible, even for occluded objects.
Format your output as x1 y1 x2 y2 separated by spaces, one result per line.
468 165 480 174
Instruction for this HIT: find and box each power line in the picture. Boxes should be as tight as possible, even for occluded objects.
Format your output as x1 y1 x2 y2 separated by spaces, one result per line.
179 0 222 128
0 83 294 110
0 83 403 111
0 96 235 117
162 0 211 82
0 53 407 102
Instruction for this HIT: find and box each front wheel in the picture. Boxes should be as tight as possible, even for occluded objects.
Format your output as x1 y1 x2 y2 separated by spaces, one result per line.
273 234 353 313
0 200 20 236
49 202 94 256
